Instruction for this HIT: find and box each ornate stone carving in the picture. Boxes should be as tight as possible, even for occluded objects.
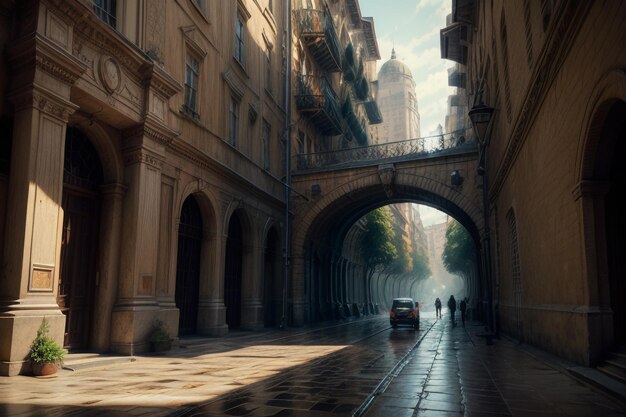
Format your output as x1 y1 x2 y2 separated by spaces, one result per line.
123 149 164 170
378 163 396 198
99 55 122 94
27 92 76 121
35 54 82 84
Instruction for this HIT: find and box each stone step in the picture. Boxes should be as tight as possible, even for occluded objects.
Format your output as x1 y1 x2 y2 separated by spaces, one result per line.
62 354 136 371
597 362 626 385
607 353 626 368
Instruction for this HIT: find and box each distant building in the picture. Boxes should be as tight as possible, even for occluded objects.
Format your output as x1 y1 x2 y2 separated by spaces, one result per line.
375 49 421 143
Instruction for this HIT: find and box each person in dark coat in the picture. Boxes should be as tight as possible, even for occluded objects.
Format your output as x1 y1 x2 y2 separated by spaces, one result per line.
447 295 457 325
435 297 442 318
460 297 467 326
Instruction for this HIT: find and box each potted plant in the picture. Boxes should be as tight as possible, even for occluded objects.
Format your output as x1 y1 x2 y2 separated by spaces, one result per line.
28 318 67 376
148 320 172 353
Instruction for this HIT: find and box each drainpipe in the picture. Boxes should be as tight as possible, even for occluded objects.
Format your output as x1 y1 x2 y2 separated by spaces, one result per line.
280 0 292 329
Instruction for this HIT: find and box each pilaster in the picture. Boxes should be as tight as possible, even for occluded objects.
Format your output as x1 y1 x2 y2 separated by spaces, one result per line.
0 30 86 376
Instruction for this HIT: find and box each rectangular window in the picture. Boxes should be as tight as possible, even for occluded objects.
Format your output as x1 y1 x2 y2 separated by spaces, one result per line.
234 14 245 65
192 0 206 13
93 0 117 27
262 120 271 170
229 97 239 147
184 55 200 117
264 49 272 93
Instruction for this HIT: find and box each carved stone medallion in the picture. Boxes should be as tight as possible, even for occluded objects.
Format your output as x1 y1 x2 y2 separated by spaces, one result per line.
99 55 121 94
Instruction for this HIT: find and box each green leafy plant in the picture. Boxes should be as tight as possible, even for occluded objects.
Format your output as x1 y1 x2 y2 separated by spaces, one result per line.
29 318 67 364
148 320 171 343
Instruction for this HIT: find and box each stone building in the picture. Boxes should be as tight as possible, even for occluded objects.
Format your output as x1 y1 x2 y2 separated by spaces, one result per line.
375 49 421 143
291 0 382 323
0 0 288 376
442 0 626 368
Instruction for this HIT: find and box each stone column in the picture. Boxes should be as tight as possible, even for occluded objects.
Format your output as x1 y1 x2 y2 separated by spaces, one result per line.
109 129 166 355
574 180 612 366
92 183 126 351
197 232 228 336
241 235 264 330
0 33 86 376
290 254 305 326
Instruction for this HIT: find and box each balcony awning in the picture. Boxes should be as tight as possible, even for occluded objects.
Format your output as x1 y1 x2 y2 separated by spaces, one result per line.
448 66 466 88
440 22 468 64
364 100 383 124
453 0 475 24
361 17 380 60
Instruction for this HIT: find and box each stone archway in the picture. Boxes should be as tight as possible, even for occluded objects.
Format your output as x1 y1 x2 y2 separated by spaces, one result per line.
59 127 104 350
576 70 626 365
290 156 483 326
175 196 203 336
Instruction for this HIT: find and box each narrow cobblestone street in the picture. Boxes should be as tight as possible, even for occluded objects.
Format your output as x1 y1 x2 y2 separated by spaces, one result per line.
0 313 624 417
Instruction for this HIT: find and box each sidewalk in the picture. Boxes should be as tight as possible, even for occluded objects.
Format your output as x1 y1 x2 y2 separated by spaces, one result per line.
364 318 626 417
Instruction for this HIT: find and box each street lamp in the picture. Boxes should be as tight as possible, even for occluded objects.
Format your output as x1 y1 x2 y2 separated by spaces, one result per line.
469 102 495 334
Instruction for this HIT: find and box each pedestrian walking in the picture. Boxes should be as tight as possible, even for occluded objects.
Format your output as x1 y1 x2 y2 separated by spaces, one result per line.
447 295 456 325
460 297 467 326
435 297 442 319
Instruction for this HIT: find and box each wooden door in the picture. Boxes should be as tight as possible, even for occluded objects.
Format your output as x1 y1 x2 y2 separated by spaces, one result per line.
175 197 202 336
224 216 243 328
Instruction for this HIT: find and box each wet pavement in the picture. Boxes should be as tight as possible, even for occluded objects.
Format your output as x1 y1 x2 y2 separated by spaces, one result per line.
0 313 624 417
364 316 626 417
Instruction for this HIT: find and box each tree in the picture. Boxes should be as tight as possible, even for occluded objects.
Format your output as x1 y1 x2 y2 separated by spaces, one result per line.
442 220 476 276
411 245 431 280
362 208 397 269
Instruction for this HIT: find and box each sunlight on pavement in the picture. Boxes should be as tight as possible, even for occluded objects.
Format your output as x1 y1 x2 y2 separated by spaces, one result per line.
0 344 348 409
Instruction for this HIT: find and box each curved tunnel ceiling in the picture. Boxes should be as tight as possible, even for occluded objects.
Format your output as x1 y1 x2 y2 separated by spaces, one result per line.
305 183 481 257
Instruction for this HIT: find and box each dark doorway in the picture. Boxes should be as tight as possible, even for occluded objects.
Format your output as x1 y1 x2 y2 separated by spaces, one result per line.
224 214 243 328
59 128 103 350
604 102 626 348
263 228 281 327
175 196 202 336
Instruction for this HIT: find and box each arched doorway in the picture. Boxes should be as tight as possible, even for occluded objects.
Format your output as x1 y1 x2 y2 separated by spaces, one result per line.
263 227 281 327
59 127 103 350
603 102 626 348
175 196 202 336
224 214 243 329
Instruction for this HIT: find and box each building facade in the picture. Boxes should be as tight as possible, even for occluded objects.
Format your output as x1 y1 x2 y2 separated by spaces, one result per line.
0 0 288 376
375 49 421 144
442 0 626 367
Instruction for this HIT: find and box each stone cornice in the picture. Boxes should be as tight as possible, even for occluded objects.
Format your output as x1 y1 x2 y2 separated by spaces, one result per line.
168 139 286 208
10 87 79 122
7 33 88 86
143 62 182 99
122 148 165 170
571 180 610 201
490 1 593 198
123 116 180 147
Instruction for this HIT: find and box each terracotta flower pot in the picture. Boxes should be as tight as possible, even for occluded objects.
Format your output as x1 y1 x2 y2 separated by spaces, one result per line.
32 361 58 376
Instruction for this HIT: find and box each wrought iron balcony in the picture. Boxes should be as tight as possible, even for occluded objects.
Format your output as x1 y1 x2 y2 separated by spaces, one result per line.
295 75 342 136
440 21 469 64
294 129 474 171
448 65 466 88
296 8 342 72
364 100 383 124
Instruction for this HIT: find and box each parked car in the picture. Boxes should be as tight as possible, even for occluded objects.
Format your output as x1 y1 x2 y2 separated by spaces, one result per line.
390 297 420 330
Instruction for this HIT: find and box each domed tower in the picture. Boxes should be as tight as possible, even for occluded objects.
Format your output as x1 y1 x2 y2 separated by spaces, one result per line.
376 49 421 143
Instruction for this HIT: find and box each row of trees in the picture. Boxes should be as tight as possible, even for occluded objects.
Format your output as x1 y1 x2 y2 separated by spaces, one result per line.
361 208 431 278
442 219 476 293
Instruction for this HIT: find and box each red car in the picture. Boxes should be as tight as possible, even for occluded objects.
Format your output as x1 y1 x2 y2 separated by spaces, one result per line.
390 298 420 330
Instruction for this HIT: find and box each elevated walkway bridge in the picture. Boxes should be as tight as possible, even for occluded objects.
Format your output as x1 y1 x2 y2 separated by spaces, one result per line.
288 131 488 326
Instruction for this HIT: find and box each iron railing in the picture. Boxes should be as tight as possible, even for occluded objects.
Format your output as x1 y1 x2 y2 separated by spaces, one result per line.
295 74 342 135
295 8 342 71
294 129 474 171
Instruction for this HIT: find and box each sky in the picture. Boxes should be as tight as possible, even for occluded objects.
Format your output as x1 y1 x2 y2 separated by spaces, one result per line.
359 0 453 136
358 0 453 227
